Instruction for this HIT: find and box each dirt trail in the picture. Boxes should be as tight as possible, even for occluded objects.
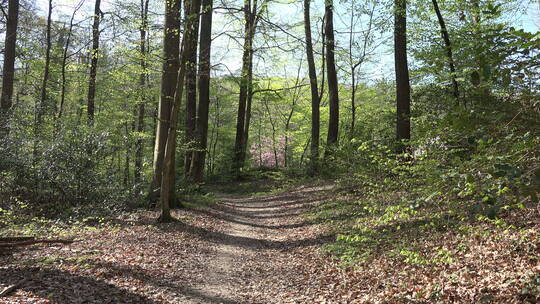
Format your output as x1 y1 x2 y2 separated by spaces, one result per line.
184 184 333 304
0 184 333 304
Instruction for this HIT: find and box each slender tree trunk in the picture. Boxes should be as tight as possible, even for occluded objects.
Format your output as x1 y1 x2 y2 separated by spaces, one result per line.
241 49 254 167
431 0 459 101
349 2 356 140
149 0 181 205
209 96 220 175
38 0 53 124
263 99 279 168
33 0 53 159
394 0 411 151
134 0 150 186
284 63 302 168
58 0 83 120
304 0 319 174
190 0 213 182
184 0 201 177
0 0 19 138
159 0 198 222
87 0 102 126
324 0 339 157
124 123 131 186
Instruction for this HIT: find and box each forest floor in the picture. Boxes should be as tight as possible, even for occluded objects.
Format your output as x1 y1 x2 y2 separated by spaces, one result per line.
1 179 539 303
0 182 340 304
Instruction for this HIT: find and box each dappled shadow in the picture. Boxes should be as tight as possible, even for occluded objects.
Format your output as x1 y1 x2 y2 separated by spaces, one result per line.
187 207 315 230
209 202 313 218
157 220 334 251
0 267 158 303
85 260 238 304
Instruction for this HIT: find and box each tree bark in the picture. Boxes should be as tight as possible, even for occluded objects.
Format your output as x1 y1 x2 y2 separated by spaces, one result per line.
32 0 53 160
0 0 19 138
184 0 201 177
431 0 459 101
57 0 84 119
303 0 320 174
232 0 258 176
87 0 102 126
159 0 198 222
134 0 150 185
394 0 411 151
190 0 213 182
324 0 339 157
37 0 53 129
149 0 181 205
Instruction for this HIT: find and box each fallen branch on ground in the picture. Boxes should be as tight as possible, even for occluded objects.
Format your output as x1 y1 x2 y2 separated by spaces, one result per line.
0 279 27 297
0 237 35 242
0 239 77 248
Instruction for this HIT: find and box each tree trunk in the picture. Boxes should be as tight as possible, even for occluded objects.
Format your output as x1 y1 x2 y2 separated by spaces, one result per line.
190 0 213 182
304 0 319 174
159 0 198 222
37 0 53 127
324 0 339 157
149 0 181 205
232 0 256 176
241 49 255 167
0 0 19 138
135 0 150 186
184 0 202 177
34 0 53 159
87 0 102 126
431 0 459 101
394 0 411 151
57 0 84 120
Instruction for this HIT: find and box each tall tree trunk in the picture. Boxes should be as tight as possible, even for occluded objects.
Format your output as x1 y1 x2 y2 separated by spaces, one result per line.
324 0 339 157
184 0 201 177
34 0 53 155
134 0 150 186
241 47 254 165
87 0 102 126
190 0 213 182
0 0 19 138
149 0 181 205
431 0 459 101
57 0 84 120
232 0 258 176
394 0 411 151
304 0 320 174
159 0 198 222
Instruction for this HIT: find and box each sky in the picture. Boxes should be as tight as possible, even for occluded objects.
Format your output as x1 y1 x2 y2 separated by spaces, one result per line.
31 0 540 82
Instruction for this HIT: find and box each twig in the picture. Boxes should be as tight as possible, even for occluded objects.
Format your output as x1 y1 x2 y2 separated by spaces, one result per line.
0 237 35 242
0 279 27 297
0 239 77 248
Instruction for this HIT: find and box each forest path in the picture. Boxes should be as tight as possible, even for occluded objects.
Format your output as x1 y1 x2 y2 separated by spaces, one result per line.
184 183 333 303
0 183 334 304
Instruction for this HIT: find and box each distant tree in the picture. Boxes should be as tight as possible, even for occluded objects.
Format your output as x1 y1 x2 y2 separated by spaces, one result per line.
57 0 84 119
231 0 262 176
34 0 53 157
431 0 459 101
134 0 150 185
0 0 20 138
87 0 102 126
394 0 411 151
